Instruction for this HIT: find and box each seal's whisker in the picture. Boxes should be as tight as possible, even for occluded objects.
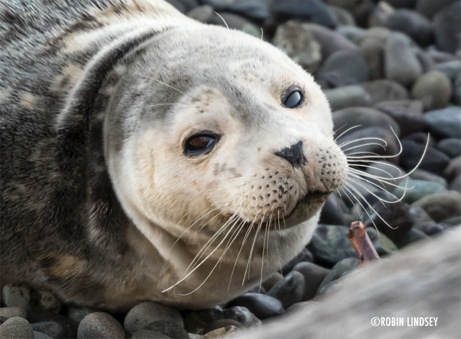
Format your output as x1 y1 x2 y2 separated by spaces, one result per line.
345 182 398 230
339 136 387 149
348 167 408 189
334 124 361 141
163 213 241 292
260 27 264 40
214 11 229 29
342 141 387 153
259 213 272 291
342 184 378 232
344 151 382 157
347 175 408 205
347 163 402 180
244 213 265 284
180 217 247 296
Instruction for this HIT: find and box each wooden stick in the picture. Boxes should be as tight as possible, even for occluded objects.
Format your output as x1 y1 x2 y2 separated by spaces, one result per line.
347 221 380 265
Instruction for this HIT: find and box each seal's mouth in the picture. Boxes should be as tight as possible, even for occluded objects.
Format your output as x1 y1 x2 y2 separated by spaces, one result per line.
281 190 331 226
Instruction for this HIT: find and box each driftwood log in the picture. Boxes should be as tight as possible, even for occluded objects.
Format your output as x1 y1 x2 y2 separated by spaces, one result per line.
232 227 461 339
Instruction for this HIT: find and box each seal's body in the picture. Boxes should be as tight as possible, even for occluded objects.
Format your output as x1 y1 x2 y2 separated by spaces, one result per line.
0 0 348 310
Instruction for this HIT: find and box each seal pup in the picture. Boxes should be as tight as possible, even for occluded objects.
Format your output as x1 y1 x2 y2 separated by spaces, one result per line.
0 0 348 310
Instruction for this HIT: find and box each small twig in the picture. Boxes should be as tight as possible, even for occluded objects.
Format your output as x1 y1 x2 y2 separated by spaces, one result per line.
347 221 380 266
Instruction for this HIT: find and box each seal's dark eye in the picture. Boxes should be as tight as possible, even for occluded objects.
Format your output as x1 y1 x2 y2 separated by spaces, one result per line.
282 86 304 108
184 132 219 157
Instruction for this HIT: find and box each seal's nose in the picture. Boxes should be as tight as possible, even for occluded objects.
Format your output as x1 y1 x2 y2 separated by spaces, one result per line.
275 141 306 168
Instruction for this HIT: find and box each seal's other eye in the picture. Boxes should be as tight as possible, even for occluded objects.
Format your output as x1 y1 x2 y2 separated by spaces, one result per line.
184 132 219 157
282 86 304 108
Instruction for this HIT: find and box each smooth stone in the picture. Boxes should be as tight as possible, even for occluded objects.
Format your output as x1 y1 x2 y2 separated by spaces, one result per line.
226 293 285 319
124 301 183 333
364 200 414 243
77 312 125 339
202 325 238 339
319 194 347 226
0 307 26 319
444 156 461 181
437 138 461 159
222 306 261 327
262 272 284 292
201 0 269 23
368 1 393 27
333 106 400 136
173 0 199 11
336 127 400 159
2 284 31 314
363 27 392 46
33 331 53 339
67 306 96 323
267 271 305 309
272 21 321 73
412 191 461 221
410 169 448 187
292 262 329 301
269 0 337 29
327 0 374 27
164 0 186 12
324 85 371 111
317 258 360 295
416 49 435 73
281 247 313 275
31 322 68 339
385 9 433 46
365 161 406 193
374 100 425 137
34 290 61 313
403 131 434 145
307 224 397 267
424 223 447 236
0 317 34 339
359 39 384 80
385 32 422 86
304 23 358 59
434 60 461 82
130 329 170 339
28 311 78 338
144 320 189 339
441 215 461 226
394 227 429 248
395 178 447 204
328 5 356 26
416 0 457 19
410 206 437 232
385 0 417 9
362 80 409 105
204 319 242 333
412 71 452 111
316 50 369 88
184 307 223 335
401 140 450 176
449 174 461 193
187 5 213 22
337 25 366 45
433 2 461 53
424 106 461 139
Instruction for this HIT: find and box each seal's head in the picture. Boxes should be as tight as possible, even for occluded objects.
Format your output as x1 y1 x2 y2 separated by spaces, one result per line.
104 25 348 307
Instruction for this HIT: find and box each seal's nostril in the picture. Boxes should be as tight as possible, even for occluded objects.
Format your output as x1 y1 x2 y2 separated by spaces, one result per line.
275 141 306 168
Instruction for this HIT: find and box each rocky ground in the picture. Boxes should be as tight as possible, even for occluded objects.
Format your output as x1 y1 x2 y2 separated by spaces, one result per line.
1 0 460 338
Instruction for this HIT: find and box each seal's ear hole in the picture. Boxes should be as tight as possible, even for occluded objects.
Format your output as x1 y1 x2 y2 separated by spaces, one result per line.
282 86 304 109
184 132 220 157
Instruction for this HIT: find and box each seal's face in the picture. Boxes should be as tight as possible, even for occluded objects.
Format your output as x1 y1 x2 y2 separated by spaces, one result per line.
105 26 348 303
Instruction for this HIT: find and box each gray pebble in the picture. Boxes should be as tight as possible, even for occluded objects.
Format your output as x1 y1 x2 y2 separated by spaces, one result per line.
324 85 371 111
227 293 285 319
449 175 461 193
2 284 31 314
410 169 448 187
444 156 461 181
262 272 283 291
374 100 425 137
267 271 305 309
359 38 384 80
184 306 223 335
292 261 329 301
305 23 358 59
395 178 446 204
0 306 26 319
424 106 461 139
317 258 360 295
385 9 433 46
124 301 183 333
34 290 61 313
33 331 53 339
67 306 96 323
362 79 409 105
437 139 461 158
412 71 452 111
412 191 461 221
77 312 125 339
144 320 189 339
394 227 429 248
31 321 68 339
0 317 34 339
401 140 450 176
416 0 457 19
385 32 422 86
433 2 461 53
130 329 170 338
223 306 261 328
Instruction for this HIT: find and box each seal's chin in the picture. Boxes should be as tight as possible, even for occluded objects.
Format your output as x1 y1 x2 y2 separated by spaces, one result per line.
281 191 331 228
